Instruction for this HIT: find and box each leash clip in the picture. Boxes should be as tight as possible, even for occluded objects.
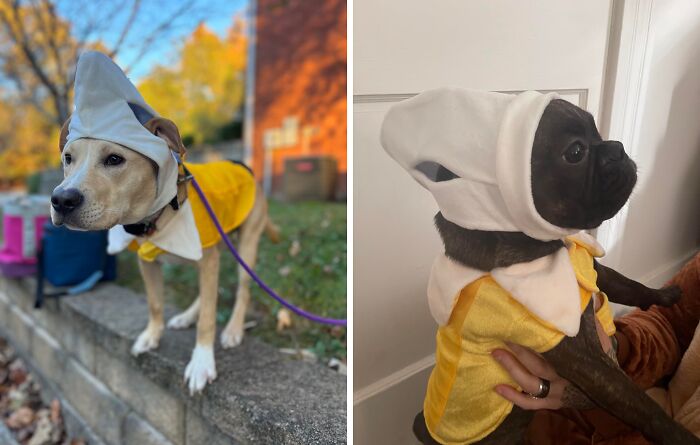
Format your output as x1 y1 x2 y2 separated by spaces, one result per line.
177 165 193 184
172 151 193 184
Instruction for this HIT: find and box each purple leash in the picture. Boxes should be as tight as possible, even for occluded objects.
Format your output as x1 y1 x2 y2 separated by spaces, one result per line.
190 177 347 327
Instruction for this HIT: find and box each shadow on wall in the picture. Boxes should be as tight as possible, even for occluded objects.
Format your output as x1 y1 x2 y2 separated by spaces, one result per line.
615 31 700 280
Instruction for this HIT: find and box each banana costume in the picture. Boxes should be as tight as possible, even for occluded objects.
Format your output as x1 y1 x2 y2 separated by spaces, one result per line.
380 88 616 444
425 234 615 444
124 161 256 262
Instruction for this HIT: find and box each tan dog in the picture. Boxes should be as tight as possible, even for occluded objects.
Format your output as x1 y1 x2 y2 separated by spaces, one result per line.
51 116 279 394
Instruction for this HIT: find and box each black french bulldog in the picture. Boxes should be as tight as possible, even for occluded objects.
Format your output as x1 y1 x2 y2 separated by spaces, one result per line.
413 99 697 445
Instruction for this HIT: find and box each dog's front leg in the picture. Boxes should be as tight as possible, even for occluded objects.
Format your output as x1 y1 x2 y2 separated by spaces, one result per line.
184 246 220 394
221 200 267 348
542 303 700 445
131 258 165 355
594 260 681 309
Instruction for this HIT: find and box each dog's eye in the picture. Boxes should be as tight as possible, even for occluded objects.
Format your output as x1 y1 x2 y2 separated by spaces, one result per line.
104 154 125 166
563 143 587 164
64 154 72 165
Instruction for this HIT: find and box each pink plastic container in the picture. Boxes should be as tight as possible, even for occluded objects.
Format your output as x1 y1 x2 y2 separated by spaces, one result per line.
0 196 50 277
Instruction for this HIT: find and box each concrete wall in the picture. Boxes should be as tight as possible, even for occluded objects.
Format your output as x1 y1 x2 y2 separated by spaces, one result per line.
0 278 346 445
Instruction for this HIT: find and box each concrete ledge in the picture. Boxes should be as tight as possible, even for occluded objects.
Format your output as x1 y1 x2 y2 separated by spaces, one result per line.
0 277 346 444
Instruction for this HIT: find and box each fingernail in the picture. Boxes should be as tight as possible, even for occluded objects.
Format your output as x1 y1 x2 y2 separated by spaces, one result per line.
494 386 504 396
491 350 503 361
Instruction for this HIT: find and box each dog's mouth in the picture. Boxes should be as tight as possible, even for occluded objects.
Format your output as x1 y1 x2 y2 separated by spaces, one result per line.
51 206 120 232
51 212 89 231
50 211 65 227
586 159 637 227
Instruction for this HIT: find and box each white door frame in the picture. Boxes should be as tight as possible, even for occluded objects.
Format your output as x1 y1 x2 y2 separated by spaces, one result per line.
596 0 655 269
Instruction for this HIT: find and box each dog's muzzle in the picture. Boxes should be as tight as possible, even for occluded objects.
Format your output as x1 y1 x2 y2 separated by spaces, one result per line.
51 187 84 215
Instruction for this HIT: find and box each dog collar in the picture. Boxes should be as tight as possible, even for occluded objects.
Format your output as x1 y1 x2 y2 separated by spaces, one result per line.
123 192 183 236
124 155 192 237
123 203 169 237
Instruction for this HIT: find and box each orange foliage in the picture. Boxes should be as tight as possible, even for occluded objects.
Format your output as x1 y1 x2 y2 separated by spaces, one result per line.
138 19 247 145
253 0 347 185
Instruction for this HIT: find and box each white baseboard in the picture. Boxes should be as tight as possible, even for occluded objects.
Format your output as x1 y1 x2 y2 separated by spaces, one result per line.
354 354 434 404
354 355 434 445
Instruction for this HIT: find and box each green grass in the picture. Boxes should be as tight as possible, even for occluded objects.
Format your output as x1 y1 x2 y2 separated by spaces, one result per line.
115 200 347 361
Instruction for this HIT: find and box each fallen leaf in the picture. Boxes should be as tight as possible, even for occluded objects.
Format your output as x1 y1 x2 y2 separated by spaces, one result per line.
289 240 301 257
6 406 34 429
28 409 53 445
16 425 33 442
330 326 344 338
278 348 317 362
8 388 27 410
276 309 293 332
8 360 27 385
50 399 61 424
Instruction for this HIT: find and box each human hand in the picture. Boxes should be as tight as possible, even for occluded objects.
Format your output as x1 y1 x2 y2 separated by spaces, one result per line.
492 299 614 410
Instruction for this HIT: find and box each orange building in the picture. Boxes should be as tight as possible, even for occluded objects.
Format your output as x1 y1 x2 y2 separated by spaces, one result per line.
245 0 347 199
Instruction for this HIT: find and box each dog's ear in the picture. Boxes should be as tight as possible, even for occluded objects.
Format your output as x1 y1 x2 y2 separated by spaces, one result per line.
144 117 187 160
59 116 71 152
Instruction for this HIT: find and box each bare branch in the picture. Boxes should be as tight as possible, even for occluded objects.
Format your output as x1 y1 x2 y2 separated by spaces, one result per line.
4 67 54 122
123 0 196 74
37 0 67 90
1 2 61 102
107 0 141 58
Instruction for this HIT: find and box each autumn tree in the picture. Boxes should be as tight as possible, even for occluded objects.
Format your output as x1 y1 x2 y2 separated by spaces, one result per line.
0 0 219 127
0 102 56 182
138 19 247 145
0 0 235 182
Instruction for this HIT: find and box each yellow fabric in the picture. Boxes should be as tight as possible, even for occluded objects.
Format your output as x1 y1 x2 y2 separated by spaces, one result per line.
129 161 256 261
135 240 164 262
424 238 615 444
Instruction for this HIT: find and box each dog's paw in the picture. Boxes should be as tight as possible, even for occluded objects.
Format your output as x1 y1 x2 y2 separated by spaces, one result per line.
220 325 244 349
131 327 162 356
167 311 197 330
184 345 217 395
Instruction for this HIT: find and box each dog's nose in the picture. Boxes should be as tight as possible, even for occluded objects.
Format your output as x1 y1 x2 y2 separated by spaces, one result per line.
51 188 84 215
597 140 625 167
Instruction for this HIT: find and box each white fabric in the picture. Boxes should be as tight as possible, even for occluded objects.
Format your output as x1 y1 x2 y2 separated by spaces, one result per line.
380 87 577 241
65 51 178 216
107 225 134 255
427 232 605 336
106 200 203 262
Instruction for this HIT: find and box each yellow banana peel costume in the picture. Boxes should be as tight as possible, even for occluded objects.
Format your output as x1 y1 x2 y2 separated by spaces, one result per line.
424 235 615 444
112 160 256 262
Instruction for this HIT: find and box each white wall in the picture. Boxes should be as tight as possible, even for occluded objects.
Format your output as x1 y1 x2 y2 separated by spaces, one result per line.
599 0 700 285
353 1 614 443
